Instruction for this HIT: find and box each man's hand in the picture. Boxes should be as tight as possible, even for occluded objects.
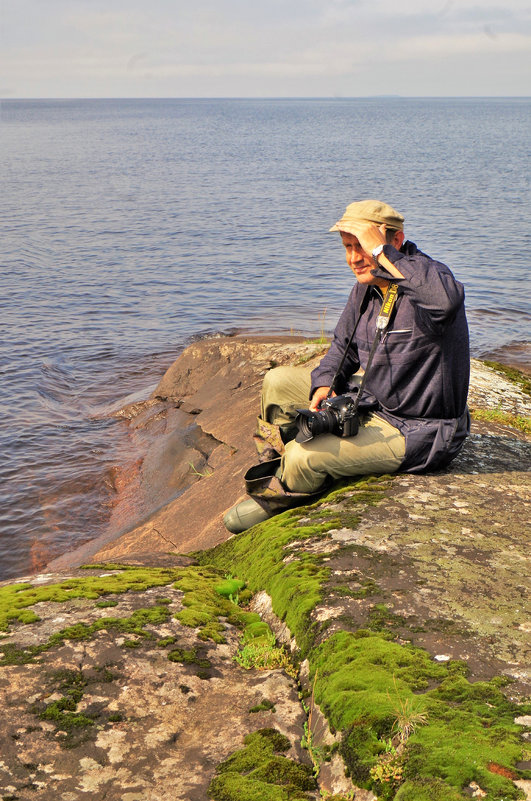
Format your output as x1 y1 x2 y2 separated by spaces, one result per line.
309 386 335 411
346 222 405 280
347 222 387 257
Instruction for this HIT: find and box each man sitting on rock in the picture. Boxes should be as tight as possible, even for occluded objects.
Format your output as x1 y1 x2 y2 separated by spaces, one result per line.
224 199 470 533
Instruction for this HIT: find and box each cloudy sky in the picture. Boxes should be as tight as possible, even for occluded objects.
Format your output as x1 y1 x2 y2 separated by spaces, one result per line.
1 0 530 98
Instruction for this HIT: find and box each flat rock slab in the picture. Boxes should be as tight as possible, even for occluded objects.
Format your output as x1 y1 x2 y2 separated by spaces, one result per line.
0 569 309 801
6 338 530 800
47 338 530 574
48 336 328 571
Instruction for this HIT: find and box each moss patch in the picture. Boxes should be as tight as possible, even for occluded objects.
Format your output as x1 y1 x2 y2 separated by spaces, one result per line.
197 476 389 655
249 699 276 714
30 665 120 749
208 728 316 800
0 600 177 665
0 565 184 632
174 565 257 644
197 514 330 655
215 578 247 601
0 564 264 662
470 406 531 434
481 360 531 397
310 631 529 800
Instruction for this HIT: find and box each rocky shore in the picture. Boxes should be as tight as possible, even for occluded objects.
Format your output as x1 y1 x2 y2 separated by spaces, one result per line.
1 336 530 801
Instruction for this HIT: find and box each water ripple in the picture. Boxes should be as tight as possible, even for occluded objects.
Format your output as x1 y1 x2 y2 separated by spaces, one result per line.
0 97 530 580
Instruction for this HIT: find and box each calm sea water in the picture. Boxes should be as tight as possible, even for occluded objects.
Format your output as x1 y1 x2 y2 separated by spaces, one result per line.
1 97 530 580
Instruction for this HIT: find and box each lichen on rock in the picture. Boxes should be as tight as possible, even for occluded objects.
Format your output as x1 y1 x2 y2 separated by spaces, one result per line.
1 338 530 800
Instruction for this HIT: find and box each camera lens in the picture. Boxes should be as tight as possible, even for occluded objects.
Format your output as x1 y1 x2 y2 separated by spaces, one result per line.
300 408 337 438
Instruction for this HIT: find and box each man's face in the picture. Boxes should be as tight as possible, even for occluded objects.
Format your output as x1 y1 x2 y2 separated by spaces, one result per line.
340 231 378 285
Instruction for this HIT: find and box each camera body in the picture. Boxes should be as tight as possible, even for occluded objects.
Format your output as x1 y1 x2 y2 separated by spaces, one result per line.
295 393 360 442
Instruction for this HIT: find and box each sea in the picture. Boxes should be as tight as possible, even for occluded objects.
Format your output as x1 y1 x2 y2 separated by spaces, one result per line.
1 97 530 581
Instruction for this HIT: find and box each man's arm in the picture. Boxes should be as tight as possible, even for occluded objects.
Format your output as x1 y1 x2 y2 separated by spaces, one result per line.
349 222 465 325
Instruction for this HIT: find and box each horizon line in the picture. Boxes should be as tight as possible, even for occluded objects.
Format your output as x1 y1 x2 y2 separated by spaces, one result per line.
1 94 530 102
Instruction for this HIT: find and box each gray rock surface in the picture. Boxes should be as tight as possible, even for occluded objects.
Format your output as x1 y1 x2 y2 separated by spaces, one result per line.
2 336 530 801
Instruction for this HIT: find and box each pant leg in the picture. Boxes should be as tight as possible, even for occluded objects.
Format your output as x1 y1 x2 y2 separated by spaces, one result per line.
281 412 406 493
260 366 313 428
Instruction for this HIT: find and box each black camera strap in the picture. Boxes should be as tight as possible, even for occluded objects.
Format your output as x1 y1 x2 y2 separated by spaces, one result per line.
326 286 371 398
328 282 400 414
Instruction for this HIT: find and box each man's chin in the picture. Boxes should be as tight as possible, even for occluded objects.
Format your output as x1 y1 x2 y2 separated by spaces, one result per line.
354 272 376 284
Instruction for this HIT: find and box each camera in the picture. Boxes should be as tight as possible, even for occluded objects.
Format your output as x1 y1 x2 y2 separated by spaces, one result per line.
295 393 359 442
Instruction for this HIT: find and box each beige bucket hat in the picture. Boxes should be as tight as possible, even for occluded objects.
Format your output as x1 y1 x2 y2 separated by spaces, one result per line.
329 199 405 234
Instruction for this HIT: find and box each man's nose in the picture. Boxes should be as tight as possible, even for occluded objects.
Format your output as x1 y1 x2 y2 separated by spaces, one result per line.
350 247 364 264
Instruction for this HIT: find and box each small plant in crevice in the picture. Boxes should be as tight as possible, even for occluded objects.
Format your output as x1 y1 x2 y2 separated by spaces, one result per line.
369 737 404 787
188 461 213 478
368 676 428 788
305 307 330 346
215 575 247 607
234 627 297 678
368 675 428 792
389 676 428 745
301 669 333 778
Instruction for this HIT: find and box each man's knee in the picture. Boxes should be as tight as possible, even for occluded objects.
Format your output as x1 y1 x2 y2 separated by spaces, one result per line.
261 366 311 419
281 439 328 494
262 366 298 397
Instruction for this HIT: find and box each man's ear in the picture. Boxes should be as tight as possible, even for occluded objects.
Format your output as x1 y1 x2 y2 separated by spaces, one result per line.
391 230 405 249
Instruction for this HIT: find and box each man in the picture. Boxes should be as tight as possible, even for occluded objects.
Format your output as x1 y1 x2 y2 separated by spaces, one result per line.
224 199 470 533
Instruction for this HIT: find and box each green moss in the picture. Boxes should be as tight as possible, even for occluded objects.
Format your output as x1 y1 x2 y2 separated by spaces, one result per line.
199 513 330 654
168 646 211 669
31 668 95 748
0 603 172 664
174 565 252 644
243 621 272 642
367 603 406 634
249 699 276 713
0 642 44 666
0 565 186 632
157 636 178 648
309 631 528 799
481 360 531 397
27 664 122 749
215 578 246 600
0 562 261 664
196 478 388 655
394 778 464 801
208 728 316 800
400 675 526 798
470 406 531 434
330 579 380 599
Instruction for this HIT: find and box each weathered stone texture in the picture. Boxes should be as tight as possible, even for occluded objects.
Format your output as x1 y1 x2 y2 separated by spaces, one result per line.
2 337 529 800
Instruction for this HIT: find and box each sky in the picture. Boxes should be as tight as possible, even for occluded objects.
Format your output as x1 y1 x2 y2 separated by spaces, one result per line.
1 0 530 98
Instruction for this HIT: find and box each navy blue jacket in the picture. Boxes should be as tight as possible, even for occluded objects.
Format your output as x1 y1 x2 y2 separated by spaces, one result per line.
310 241 470 472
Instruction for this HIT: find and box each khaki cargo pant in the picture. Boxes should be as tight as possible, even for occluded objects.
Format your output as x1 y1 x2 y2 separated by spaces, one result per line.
261 366 406 494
